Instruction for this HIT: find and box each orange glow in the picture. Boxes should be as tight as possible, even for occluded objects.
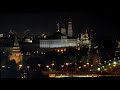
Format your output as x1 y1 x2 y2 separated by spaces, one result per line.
61 49 63 52
64 48 66 51
49 74 55 78
78 47 80 50
57 49 60 52
16 54 19 56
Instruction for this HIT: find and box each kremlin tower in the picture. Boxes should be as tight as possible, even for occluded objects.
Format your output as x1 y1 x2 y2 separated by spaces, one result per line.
9 33 23 64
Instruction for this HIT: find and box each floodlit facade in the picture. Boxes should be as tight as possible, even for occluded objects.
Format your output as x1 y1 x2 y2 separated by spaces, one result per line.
40 39 77 48
9 33 23 64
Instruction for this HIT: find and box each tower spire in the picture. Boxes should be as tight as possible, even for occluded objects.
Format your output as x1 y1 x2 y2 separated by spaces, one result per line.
67 21 73 37
85 29 88 34
57 23 60 32
14 32 19 46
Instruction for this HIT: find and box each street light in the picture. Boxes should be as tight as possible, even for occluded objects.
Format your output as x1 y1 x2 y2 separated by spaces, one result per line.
27 66 30 71
86 63 89 65
114 58 116 60
38 64 41 68
83 65 87 71
19 64 22 69
118 57 120 59
46 65 49 71
97 68 100 71
51 63 54 70
113 61 117 65
65 63 69 66
109 63 111 66
61 65 64 71
2 66 5 68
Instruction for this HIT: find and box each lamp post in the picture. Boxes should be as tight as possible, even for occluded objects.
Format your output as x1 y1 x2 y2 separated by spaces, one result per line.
19 64 23 70
27 66 30 71
46 65 49 71
51 63 54 71
61 65 64 71
38 64 41 70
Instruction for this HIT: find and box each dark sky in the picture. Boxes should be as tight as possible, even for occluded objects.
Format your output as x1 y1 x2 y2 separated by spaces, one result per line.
0 7 120 40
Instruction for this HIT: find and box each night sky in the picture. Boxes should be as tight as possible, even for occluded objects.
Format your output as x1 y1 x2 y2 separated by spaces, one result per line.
0 7 120 40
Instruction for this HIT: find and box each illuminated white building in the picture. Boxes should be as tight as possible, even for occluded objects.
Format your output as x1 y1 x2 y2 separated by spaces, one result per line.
39 32 91 49
40 39 77 48
39 22 91 49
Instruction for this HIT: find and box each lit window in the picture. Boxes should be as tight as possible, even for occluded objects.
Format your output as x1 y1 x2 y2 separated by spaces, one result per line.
16 54 19 56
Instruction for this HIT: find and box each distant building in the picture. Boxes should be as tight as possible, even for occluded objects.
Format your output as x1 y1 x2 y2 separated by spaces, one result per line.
9 33 23 64
67 22 73 37
39 22 92 54
61 24 66 35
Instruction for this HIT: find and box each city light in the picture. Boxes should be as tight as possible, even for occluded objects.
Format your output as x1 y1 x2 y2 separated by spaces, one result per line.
61 65 64 68
38 64 41 67
97 68 100 71
19 64 22 67
1 14 120 78
83 65 86 67
51 63 54 66
79 66 81 69
113 61 117 65
46 65 49 68
2 66 5 68
19 64 22 69
86 63 89 65
65 63 69 66
27 66 30 69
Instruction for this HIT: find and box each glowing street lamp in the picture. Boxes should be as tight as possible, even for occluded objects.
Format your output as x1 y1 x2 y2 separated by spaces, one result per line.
83 65 86 67
97 68 100 71
61 65 64 70
65 63 69 66
118 57 120 59
86 63 89 65
46 65 49 70
51 63 54 70
27 66 30 71
78 66 81 69
2 66 5 68
113 61 117 65
38 64 41 67
113 58 116 60
19 64 22 69
51 63 54 66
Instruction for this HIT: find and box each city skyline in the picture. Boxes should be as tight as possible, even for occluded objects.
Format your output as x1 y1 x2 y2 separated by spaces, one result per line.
0 8 120 40
1 7 120 78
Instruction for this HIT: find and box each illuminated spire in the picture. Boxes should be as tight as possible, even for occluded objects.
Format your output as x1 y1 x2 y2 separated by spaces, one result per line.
68 21 73 37
57 23 60 32
85 29 88 34
14 32 19 46
61 24 66 35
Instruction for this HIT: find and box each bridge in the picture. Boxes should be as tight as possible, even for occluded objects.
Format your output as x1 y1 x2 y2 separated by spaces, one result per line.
97 60 120 75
